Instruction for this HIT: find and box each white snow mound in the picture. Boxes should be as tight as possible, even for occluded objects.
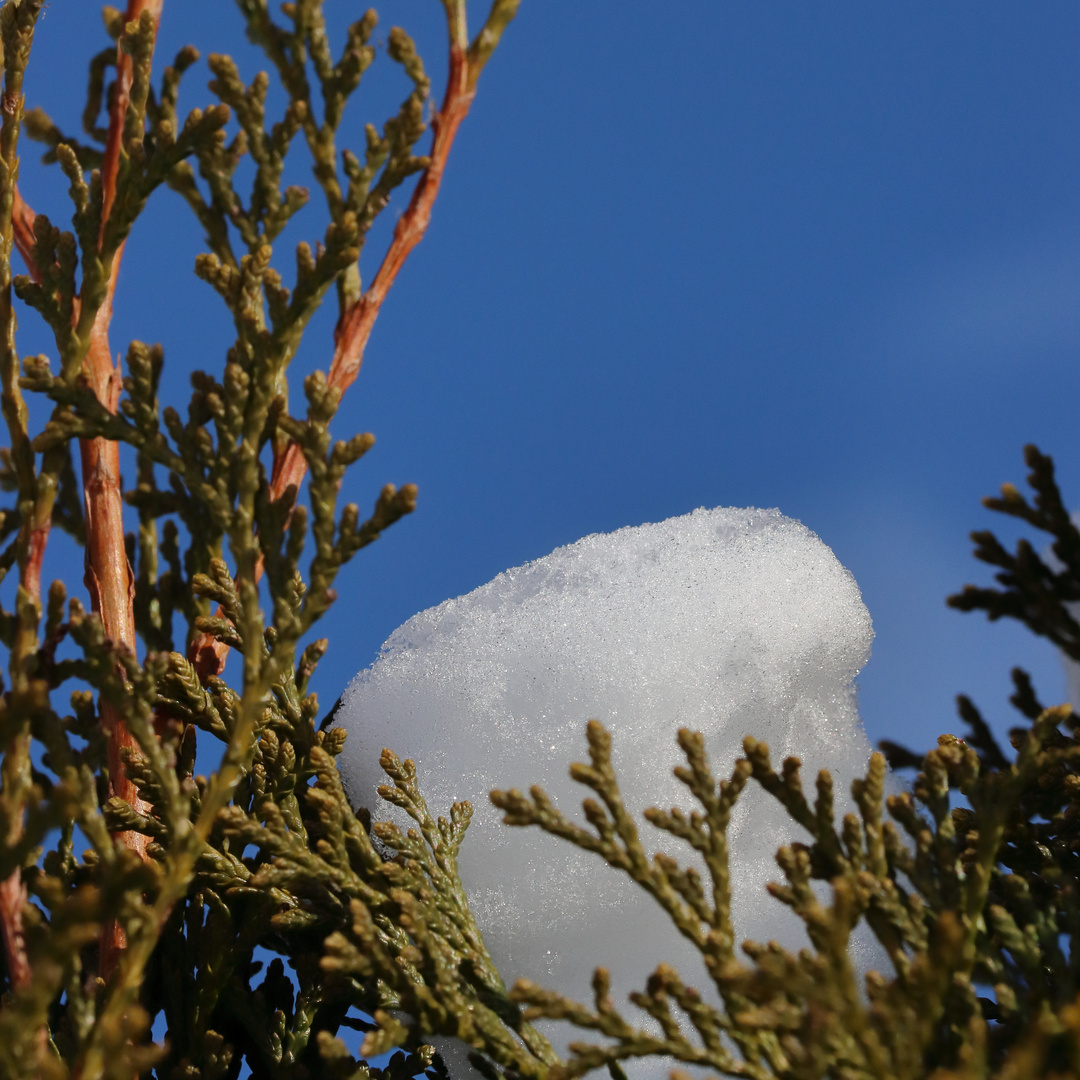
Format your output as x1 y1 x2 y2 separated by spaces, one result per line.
336 507 876 1067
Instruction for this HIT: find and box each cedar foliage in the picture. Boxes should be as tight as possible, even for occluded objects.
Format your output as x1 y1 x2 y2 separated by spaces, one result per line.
0 3 1079 1079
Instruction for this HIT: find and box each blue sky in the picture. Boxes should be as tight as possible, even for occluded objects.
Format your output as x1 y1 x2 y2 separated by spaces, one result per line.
17 2 1080 762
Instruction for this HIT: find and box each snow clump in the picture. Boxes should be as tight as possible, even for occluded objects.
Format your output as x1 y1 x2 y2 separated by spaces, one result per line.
335 507 876 1069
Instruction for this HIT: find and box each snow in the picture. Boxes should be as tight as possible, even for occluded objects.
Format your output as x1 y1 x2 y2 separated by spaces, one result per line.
335 507 876 1074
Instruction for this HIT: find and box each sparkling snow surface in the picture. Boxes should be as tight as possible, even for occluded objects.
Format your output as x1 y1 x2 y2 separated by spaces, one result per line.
336 507 876 1073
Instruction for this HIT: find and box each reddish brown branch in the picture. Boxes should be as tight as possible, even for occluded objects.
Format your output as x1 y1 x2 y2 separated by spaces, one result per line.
269 44 475 503
11 187 39 285
2 185 68 996
1 202 53 1016
0 571 42 996
84 0 162 975
0 871 31 991
101 1 164 226
0 87 50 1014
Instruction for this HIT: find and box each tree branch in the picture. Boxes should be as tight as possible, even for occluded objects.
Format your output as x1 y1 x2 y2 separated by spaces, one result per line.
0 0 49 1029
192 19 509 682
83 0 163 976
268 37 477 503
11 187 39 284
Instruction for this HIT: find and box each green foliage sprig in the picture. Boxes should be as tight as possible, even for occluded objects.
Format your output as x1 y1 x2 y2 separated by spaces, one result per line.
478 448 1080 1080
0 2 523 1077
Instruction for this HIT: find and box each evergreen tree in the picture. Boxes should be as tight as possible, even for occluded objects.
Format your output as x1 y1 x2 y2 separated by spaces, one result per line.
1 3 1079 1078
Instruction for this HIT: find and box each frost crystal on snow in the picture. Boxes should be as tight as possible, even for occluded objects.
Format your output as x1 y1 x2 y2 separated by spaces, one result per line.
336 507 875 1067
